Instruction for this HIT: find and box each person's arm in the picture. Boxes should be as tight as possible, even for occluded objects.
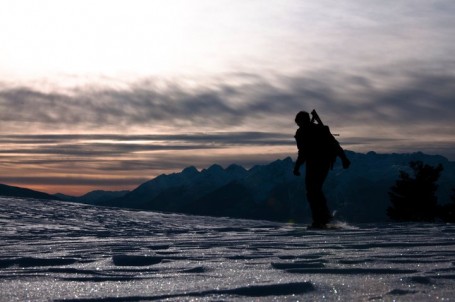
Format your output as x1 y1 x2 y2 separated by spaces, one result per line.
293 130 306 176
293 151 305 176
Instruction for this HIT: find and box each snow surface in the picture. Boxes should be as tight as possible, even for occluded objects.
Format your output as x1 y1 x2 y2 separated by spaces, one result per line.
1 197 454 301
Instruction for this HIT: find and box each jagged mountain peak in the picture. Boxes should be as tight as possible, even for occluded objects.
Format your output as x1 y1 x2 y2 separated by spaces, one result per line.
181 166 199 175
273 157 293 166
226 163 247 174
204 164 224 173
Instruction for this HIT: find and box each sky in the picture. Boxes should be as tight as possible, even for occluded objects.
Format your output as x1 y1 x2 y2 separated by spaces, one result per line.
1 0 454 195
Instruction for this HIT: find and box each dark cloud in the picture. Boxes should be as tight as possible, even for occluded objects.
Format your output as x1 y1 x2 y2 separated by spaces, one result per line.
0 83 245 130
1 70 454 134
1 70 455 160
0 132 293 156
1 71 455 155
358 73 454 123
0 143 220 157
0 75 293 130
0 132 291 144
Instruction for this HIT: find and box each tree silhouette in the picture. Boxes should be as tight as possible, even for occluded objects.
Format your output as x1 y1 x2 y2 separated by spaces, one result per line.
387 161 443 222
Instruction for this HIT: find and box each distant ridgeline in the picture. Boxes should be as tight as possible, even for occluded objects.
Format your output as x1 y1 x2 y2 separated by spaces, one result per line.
90 151 454 223
2 151 454 223
0 184 59 201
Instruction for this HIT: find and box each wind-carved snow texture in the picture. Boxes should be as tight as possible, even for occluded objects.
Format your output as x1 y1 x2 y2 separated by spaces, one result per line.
1 197 454 301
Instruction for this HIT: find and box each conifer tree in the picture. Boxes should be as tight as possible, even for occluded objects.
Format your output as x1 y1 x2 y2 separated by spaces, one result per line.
387 161 443 221
439 187 455 222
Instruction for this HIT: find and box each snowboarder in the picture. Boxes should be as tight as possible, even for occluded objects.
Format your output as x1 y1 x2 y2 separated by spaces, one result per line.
293 110 351 228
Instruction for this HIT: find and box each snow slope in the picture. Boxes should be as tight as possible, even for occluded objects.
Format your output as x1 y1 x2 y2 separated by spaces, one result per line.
1 197 454 301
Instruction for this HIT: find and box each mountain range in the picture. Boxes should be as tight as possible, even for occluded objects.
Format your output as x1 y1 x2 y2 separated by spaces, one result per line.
55 190 129 205
65 151 455 223
2 151 454 223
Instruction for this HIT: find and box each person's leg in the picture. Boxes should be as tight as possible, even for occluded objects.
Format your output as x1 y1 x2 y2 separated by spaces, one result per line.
305 160 331 226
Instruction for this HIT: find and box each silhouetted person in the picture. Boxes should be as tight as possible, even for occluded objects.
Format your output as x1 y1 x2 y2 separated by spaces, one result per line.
293 110 350 228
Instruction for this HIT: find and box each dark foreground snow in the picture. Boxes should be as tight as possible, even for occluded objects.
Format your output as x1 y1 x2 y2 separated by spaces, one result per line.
1 197 454 301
